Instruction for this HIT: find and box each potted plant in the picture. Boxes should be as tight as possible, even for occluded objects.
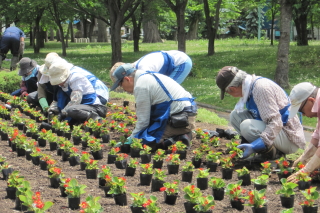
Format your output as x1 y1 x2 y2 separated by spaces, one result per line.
220 157 234 180
142 195 160 213
152 149 166 169
276 157 293 180
108 147 120 164
276 178 298 208
91 120 102 138
299 186 319 213
48 167 64 188
140 163 153 186
59 177 71 197
295 169 312 190
79 195 104 213
226 180 246 211
140 144 152 164
130 192 148 213
151 169 166 192
97 165 112 187
88 137 104 160
261 161 272 176
168 141 187 159
71 125 83 145
100 126 110 143
80 151 90 170
46 130 58 151
46 159 57 175
160 180 180 205
235 166 251 186
130 138 143 158
209 177 226 201
194 128 204 139
183 184 202 213
85 159 99 179
192 149 203 168
81 132 91 148
108 177 127 206
68 147 80 166
65 178 87 210
6 171 24 200
37 128 47 147
243 189 268 213
197 168 210 190
115 153 128 169
39 154 51 171
19 191 53 213
102 174 114 197
125 158 138 176
194 195 215 213
205 150 221 172
252 175 269 190
15 180 31 211
60 140 74 161
1 162 13 180
209 136 220 147
166 154 180 174
182 161 195 183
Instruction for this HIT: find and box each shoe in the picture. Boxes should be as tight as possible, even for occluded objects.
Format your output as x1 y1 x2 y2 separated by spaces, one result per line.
174 132 192 148
244 147 285 163
203 129 219 138
224 129 239 140
163 138 175 150
39 122 52 131
240 136 250 144
216 128 226 138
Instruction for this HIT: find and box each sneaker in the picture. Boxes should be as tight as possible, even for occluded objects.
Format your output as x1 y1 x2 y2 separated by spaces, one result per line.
175 132 192 148
163 138 175 150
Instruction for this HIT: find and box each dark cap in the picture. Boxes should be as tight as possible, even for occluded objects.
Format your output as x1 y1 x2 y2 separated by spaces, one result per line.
216 66 238 100
110 63 136 91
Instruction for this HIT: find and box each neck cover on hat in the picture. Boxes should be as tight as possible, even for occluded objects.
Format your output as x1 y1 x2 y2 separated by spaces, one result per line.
23 67 38 81
233 72 253 112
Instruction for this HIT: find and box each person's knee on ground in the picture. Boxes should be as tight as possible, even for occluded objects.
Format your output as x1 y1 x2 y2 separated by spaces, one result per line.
163 132 192 150
66 107 101 123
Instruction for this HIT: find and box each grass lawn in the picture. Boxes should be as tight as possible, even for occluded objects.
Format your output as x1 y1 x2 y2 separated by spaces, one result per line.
2 38 318 128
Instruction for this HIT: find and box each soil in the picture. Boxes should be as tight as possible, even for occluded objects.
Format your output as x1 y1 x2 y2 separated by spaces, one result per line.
0 97 319 213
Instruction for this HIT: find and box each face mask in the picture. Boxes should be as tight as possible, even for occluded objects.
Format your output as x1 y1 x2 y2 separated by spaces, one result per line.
23 67 37 81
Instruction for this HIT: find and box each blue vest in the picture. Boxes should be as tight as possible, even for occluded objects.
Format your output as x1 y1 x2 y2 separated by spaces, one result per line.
135 51 175 76
246 77 290 125
134 72 196 144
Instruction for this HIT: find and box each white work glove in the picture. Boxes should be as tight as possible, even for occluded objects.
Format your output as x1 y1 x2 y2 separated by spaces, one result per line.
19 41 25 55
292 142 317 168
287 154 320 183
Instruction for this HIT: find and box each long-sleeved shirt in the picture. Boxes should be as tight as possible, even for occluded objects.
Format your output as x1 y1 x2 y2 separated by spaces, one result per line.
131 70 193 137
251 75 305 149
311 90 320 146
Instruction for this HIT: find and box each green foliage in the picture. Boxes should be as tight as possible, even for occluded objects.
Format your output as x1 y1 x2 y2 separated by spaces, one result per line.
0 71 20 93
275 178 298 197
65 178 87 198
196 108 228 126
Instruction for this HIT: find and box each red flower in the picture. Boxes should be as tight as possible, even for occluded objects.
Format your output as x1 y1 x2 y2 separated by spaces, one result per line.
160 187 166 192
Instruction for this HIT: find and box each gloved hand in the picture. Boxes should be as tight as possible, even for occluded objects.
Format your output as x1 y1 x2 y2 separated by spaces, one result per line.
57 112 67 121
19 41 25 55
48 101 59 115
287 154 320 183
39 98 49 111
20 91 28 98
124 137 133 145
292 142 317 168
237 137 267 158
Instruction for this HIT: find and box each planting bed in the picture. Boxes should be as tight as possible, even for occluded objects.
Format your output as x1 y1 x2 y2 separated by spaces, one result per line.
0 97 319 213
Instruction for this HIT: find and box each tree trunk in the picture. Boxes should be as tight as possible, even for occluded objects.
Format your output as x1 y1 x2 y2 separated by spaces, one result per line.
88 17 95 42
175 1 187 52
294 14 308 46
50 27 54 41
142 0 162 43
69 22 74 42
34 17 41 53
57 23 67 56
186 17 199 40
40 28 45 48
56 29 61 42
97 19 107 42
270 12 275 45
30 26 34 46
131 14 141 52
274 0 293 89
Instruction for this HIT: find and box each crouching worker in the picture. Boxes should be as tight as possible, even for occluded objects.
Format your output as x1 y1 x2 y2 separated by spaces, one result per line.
215 66 305 161
109 64 197 151
47 60 108 125
287 82 320 183
11 57 38 98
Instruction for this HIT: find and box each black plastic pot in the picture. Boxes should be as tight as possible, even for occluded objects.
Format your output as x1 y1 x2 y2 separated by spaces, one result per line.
64 132 72 140
6 187 17 199
153 160 163 169
123 101 129 107
39 160 48 170
230 199 244 211
16 148 26 157
212 187 225 200
140 154 151 164
125 167 136 176
130 206 146 213
50 177 60 188
1 132 8 140
167 164 179 174
72 136 82 145
49 142 57 151
26 132 33 137
280 195 294 208
15 197 28 211
59 186 67 197
252 205 268 213
80 162 87 171
101 134 110 143
254 183 267 190
68 197 80 210
140 173 153 186
11 143 16 152
107 154 117 164
192 158 202 168
302 205 318 213
184 202 197 213
31 155 40 166
103 186 113 197
130 148 141 158
197 177 208 190
222 168 233 180
82 141 88 148
182 171 193 183
239 174 251 186
151 179 165 192
164 192 178 205
85 169 98 179
31 134 39 141
61 151 70 161
121 144 131 154
176 150 187 160
57 148 63 156
68 156 80 166
56 130 64 137
92 150 104 160
298 181 311 190
114 193 127 206
206 161 218 172
25 151 32 161
38 138 46 147
277 172 292 181
16 123 24 131
99 178 107 188
115 160 127 169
